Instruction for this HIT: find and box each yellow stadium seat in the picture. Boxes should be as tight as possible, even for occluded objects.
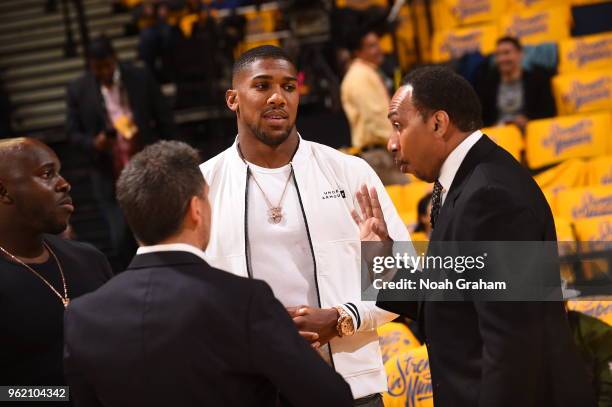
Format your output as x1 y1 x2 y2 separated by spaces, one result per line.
431 24 498 63
533 158 589 193
567 300 612 326
377 322 421 365
556 185 612 221
558 32 612 74
386 183 433 216
498 5 571 46
335 0 388 9
525 112 612 169
483 124 524 162
573 215 612 280
552 69 612 116
430 0 506 29
384 345 433 407
586 155 612 186
508 0 571 12
542 187 558 216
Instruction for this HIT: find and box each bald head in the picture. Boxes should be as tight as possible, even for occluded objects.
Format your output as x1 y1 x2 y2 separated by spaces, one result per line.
0 138 56 177
0 137 73 236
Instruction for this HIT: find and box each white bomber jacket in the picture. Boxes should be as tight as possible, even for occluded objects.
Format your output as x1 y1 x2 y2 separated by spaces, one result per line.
200 137 410 398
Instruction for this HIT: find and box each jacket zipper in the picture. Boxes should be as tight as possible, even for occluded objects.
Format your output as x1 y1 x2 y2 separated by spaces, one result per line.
242 163 336 370
290 166 336 370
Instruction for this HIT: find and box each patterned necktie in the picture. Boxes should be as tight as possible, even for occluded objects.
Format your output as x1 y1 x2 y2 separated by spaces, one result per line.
430 180 443 229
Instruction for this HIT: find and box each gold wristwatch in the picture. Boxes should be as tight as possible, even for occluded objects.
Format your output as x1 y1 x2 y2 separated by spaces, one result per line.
334 306 356 337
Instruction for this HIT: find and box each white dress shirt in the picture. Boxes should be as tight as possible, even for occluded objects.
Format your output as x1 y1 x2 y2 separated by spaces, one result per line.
137 243 208 262
438 130 483 205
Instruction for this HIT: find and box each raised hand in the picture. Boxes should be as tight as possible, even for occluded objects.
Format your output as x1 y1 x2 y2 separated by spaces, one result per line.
351 184 391 241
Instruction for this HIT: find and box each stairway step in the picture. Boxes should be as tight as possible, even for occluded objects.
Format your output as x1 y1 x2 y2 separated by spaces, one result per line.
10 87 66 106
0 24 124 55
0 2 111 36
0 0 48 14
0 13 131 46
0 42 136 69
15 99 65 118
14 113 64 131
4 57 84 82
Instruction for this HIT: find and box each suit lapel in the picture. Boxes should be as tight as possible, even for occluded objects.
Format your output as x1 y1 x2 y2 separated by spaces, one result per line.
418 135 497 325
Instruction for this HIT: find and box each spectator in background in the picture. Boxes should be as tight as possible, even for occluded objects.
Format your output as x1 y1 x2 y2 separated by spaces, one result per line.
475 36 556 130
341 30 407 185
412 192 432 242
138 1 177 83
66 35 175 271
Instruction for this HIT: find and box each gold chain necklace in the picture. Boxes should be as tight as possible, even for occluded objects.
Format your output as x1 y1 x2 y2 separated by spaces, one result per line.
249 167 294 224
237 141 298 224
0 242 70 308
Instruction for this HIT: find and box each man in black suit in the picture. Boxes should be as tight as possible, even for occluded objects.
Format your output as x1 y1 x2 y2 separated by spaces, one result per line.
66 35 176 270
356 67 595 406
63 140 353 407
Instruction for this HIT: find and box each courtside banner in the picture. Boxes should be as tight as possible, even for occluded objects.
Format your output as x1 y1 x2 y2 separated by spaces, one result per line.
362 241 612 302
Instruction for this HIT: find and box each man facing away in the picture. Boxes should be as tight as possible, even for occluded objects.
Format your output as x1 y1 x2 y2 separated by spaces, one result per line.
63 140 353 407
200 45 409 406
366 66 595 406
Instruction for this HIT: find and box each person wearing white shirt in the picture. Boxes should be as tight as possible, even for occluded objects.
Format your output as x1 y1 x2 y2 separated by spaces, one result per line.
63 140 353 407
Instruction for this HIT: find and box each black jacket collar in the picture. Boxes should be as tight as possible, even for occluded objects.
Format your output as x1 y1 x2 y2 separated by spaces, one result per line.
127 251 206 270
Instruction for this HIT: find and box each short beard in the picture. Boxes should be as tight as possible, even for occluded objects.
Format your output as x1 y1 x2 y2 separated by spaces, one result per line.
249 122 295 147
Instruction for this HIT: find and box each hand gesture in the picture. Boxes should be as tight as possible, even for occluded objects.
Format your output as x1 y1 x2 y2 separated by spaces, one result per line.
351 184 391 241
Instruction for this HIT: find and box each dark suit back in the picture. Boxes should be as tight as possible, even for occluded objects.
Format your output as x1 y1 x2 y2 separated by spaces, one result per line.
380 136 595 406
64 251 352 407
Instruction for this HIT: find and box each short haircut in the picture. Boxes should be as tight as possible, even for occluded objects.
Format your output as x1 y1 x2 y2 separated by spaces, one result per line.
116 141 205 246
346 29 376 53
402 66 483 132
88 35 116 60
232 45 295 80
496 36 522 51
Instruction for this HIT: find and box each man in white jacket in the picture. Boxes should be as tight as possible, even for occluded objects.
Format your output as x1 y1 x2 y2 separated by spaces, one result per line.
200 45 410 406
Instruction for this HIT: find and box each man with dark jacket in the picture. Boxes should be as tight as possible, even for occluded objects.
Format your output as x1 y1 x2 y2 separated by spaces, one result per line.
357 66 595 406
66 35 175 270
63 141 353 407
0 138 112 405
474 36 556 129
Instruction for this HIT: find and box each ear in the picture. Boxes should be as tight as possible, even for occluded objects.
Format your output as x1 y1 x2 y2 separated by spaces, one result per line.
0 181 13 204
226 89 239 113
186 195 202 229
431 111 450 139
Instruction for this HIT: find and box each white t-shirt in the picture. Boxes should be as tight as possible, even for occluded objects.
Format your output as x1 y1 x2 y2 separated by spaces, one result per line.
246 161 318 309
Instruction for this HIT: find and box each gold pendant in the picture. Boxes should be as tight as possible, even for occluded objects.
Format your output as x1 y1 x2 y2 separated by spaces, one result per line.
62 298 70 308
268 207 283 224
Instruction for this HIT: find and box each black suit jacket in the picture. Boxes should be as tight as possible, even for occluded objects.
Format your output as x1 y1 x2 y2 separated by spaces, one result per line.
378 136 595 406
64 251 352 407
66 63 176 175
475 64 557 127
